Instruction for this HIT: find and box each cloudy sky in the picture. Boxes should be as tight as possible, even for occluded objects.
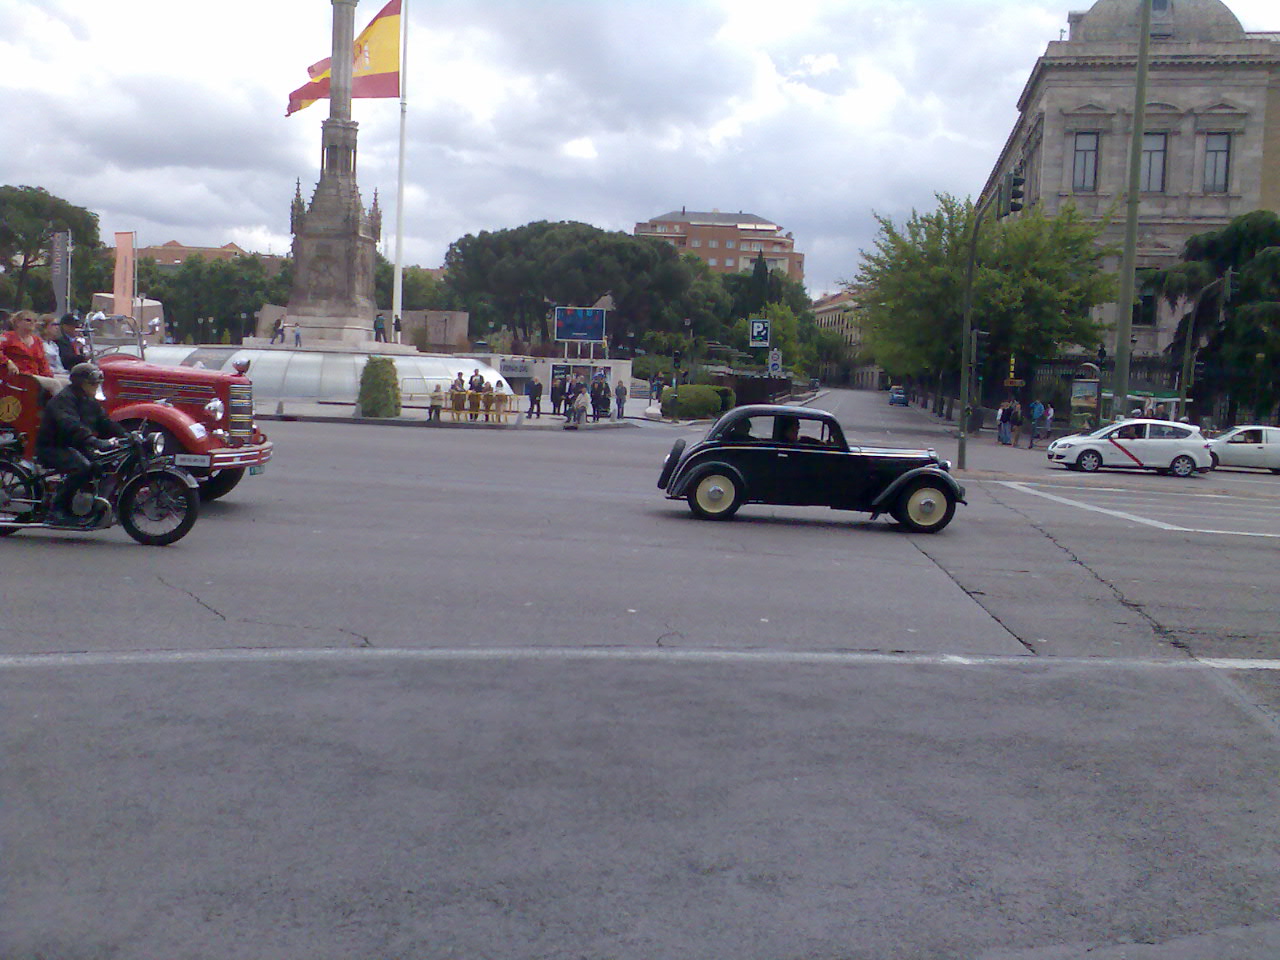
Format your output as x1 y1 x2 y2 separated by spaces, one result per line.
3 0 1278 296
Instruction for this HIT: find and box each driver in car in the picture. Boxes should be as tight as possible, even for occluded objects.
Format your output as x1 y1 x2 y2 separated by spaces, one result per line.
35 362 126 526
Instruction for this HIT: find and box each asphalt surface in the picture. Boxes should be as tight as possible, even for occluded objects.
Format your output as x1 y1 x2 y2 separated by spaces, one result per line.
3 388 1278 960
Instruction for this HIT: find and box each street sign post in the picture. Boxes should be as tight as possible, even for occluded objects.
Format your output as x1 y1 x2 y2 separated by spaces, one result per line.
749 319 770 349
768 348 782 375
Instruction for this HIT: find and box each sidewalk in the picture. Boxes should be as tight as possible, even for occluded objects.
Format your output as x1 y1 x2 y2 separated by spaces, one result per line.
254 399 638 430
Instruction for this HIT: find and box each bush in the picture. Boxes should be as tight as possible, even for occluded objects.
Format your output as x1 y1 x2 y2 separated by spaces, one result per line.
660 384 724 420
358 356 401 417
710 385 736 412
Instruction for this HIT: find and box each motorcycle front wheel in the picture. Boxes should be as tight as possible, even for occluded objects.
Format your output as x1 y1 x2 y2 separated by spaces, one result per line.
118 471 200 546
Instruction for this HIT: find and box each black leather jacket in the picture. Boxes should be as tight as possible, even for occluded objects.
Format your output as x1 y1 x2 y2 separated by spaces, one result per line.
35 384 126 455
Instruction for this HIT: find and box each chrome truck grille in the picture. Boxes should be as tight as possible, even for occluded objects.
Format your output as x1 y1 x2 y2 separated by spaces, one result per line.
229 384 253 439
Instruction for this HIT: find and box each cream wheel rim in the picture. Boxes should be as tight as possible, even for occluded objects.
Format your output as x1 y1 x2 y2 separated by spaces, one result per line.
905 486 944 527
695 474 734 513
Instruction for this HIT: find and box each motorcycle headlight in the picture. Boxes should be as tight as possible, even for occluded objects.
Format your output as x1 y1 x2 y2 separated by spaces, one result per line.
204 398 225 420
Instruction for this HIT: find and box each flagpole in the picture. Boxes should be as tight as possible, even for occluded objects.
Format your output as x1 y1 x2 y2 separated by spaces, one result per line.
391 0 408 343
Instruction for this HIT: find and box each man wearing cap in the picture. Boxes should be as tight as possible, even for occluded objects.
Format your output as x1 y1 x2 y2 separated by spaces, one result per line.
53 314 89 372
36 363 126 526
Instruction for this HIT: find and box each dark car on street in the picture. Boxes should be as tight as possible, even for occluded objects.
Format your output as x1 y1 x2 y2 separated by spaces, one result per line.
888 385 908 406
657 405 965 532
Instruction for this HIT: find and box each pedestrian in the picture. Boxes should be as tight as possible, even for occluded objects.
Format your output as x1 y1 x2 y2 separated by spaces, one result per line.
468 379 484 421
614 378 628 420
573 386 589 426
393 315 402 342
550 378 564 417
428 384 444 422
373 314 387 343
270 318 284 344
995 401 1010 445
1028 397 1044 449
292 321 302 347
1043 402 1055 442
1010 400 1024 447
526 377 543 418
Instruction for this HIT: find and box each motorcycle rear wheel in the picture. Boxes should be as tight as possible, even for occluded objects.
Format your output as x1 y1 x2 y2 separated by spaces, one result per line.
118 472 199 546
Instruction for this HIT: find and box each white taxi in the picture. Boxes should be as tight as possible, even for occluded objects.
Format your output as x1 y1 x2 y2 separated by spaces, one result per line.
1208 425 1280 474
1046 419 1213 477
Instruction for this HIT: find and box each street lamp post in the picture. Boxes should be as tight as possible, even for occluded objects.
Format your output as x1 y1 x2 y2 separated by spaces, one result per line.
1111 0 1154 421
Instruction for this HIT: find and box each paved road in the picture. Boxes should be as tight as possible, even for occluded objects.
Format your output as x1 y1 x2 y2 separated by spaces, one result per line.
3 388 1278 960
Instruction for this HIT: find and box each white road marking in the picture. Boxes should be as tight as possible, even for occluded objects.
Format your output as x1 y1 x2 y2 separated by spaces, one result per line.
0 646 1276 671
998 481 1280 538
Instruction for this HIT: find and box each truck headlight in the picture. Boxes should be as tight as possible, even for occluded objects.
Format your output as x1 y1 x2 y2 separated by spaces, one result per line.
204 398 225 420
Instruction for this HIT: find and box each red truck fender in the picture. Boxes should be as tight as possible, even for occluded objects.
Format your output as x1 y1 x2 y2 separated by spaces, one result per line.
110 401 214 453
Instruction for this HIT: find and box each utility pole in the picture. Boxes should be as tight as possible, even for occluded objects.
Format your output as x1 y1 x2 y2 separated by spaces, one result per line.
1111 0 1154 421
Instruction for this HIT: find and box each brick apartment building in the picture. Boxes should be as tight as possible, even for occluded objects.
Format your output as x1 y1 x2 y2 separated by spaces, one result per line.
633 209 805 282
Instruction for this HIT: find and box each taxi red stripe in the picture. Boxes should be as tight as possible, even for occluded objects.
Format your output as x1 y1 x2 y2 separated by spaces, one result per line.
1107 438 1144 466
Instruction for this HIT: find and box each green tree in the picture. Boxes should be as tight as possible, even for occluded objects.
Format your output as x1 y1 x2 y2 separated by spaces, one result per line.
1153 210 1280 420
856 194 1114 396
0 185 102 309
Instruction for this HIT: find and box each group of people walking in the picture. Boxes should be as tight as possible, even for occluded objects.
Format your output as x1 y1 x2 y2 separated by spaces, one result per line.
546 375 629 425
995 398 1054 448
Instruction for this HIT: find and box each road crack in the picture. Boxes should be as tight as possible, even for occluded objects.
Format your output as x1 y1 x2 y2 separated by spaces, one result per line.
156 575 227 621
983 484 1188 652
909 541 1036 654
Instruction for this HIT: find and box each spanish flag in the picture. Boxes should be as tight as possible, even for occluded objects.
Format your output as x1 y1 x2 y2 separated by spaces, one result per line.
286 0 401 116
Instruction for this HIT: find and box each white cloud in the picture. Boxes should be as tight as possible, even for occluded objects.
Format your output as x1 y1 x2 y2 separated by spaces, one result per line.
3 0 1278 297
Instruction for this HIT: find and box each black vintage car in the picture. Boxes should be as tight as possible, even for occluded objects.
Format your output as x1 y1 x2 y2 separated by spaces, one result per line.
657 405 965 532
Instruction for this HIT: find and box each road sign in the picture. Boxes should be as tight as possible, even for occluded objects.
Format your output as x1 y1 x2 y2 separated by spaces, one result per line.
768 349 782 374
1004 378 1026 387
749 319 770 348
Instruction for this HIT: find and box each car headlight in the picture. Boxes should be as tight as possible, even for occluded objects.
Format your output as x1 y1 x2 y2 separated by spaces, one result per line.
204 398 225 420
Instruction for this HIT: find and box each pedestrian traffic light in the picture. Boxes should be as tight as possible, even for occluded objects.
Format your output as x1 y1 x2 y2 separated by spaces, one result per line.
673 349 683 369
1006 171 1025 214
1193 360 1206 380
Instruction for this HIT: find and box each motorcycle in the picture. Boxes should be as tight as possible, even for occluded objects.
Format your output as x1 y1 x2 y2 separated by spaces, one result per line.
0 430 200 545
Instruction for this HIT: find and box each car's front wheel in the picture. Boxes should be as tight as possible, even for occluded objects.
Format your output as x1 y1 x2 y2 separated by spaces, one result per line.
1210 452 1220 469
687 471 742 520
1076 450 1103 473
1170 454 1197 478
890 480 956 533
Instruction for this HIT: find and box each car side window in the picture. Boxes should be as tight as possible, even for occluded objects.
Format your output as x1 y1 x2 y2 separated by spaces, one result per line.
1109 424 1145 440
1149 424 1189 439
1233 429 1263 444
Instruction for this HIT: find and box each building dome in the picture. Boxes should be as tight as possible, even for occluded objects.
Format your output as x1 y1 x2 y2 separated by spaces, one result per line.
1076 0 1245 43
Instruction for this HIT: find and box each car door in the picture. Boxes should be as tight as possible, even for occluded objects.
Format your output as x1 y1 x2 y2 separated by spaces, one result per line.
1226 428 1266 468
1265 429 1280 469
1102 423 1147 467
770 418 844 506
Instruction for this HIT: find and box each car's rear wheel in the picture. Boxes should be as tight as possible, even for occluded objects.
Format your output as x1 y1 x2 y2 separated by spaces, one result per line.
1076 450 1102 473
890 480 956 533
1170 454 1196 478
687 471 741 520
656 439 686 489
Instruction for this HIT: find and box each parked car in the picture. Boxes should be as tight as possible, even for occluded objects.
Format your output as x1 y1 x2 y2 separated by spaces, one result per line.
657 405 965 532
1045 418 1213 476
1208 425 1280 473
888 386 908 406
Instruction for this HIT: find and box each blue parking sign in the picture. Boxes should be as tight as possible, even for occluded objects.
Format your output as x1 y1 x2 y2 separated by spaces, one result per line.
749 319 770 348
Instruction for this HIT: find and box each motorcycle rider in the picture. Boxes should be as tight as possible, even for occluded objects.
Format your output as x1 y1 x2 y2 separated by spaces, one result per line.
35 362 126 525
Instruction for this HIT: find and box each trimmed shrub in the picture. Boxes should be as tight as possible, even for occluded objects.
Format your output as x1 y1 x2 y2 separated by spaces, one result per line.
358 356 402 417
660 384 724 420
710 385 736 412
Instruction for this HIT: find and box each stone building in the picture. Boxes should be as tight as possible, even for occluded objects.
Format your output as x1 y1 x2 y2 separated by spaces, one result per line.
982 0 1280 358
633 209 805 282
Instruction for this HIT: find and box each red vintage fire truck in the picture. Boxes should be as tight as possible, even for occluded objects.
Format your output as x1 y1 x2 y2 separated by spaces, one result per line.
0 353 272 502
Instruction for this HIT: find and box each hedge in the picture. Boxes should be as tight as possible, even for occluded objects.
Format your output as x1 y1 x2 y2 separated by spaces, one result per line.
660 384 725 420
358 356 402 417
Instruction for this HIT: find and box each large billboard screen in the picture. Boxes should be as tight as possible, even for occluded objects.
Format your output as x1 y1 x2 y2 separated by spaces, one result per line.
555 306 606 343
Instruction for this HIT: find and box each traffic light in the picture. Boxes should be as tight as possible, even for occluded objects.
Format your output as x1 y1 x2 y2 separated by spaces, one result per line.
973 329 989 369
1006 171 1025 214
1193 360 1206 381
672 349 683 369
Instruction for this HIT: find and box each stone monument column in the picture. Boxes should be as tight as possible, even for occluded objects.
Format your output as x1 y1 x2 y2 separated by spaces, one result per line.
285 0 381 344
